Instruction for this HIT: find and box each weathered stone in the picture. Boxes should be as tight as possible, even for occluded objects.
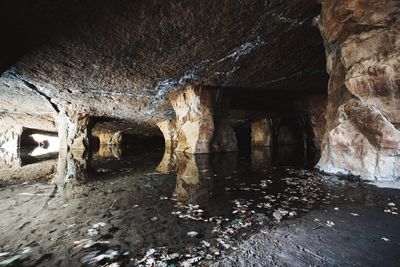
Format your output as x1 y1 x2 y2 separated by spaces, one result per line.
211 119 238 152
0 127 21 151
0 0 326 135
94 132 123 147
170 85 215 154
57 113 90 150
53 149 90 186
157 120 178 152
317 0 400 180
296 95 327 151
251 119 273 147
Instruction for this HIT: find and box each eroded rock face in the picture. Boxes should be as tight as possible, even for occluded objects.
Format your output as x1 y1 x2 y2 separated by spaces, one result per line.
296 95 327 151
0 0 326 135
157 120 178 152
251 119 273 147
170 85 215 154
317 0 400 180
57 113 91 150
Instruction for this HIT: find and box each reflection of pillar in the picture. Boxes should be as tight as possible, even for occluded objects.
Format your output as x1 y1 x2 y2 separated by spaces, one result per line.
211 152 237 177
156 120 178 152
156 151 177 174
57 113 90 150
96 145 122 158
251 119 273 147
251 147 273 170
173 152 211 203
170 85 215 154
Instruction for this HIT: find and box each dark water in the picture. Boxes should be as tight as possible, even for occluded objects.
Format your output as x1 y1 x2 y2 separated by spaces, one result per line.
0 145 398 266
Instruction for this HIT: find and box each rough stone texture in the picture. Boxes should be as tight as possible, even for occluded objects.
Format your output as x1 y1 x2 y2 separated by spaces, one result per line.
211 120 238 152
296 95 327 151
0 0 326 135
251 119 273 147
170 85 215 154
53 149 89 186
316 0 400 181
57 113 90 150
0 149 21 169
211 97 238 152
94 132 123 146
319 99 400 180
0 127 21 151
157 120 178 152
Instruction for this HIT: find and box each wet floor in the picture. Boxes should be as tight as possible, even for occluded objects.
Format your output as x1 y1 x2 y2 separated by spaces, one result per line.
0 146 399 266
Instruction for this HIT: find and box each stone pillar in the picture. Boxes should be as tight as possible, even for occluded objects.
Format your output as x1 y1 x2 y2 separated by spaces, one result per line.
251 119 273 147
57 113 90 150
316 0 400 180
295 95 327 152
52 149 90 187
170 85 215 154
211 120 238 152
210 95 238 152
156 120 178 152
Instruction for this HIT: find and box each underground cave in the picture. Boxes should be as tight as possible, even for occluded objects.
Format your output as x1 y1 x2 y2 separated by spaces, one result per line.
0 0 400 266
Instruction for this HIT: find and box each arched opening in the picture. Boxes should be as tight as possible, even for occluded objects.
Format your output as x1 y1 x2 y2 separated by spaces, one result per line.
19 128 59 164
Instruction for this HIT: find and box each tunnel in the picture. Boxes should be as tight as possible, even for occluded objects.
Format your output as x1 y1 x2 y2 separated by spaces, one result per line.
0 0 400 266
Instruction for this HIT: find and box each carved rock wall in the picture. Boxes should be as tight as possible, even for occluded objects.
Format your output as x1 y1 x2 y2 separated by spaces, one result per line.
170 85 215 154
317 0 400 180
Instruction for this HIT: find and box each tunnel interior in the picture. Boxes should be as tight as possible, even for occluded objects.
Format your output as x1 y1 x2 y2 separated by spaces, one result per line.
1 1 399 266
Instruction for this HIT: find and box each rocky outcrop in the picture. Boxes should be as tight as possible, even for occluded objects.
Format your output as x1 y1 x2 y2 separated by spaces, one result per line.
170 85 215 154
316 0 400 180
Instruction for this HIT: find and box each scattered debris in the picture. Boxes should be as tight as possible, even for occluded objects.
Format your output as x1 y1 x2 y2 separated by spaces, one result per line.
187 231 199 237
325 221 335 227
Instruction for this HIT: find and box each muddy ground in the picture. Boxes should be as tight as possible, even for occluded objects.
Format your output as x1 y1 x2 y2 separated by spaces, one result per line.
0 148 399 266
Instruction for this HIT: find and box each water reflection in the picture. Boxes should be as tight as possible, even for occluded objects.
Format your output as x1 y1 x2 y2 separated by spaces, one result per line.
0 148 57 183
0 145 333 266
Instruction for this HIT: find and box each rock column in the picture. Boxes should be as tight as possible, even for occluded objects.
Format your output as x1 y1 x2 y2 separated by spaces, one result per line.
157 120 178 152
57 113 90 150
251 119 273 147
170 85 215 154
317 0 400 180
